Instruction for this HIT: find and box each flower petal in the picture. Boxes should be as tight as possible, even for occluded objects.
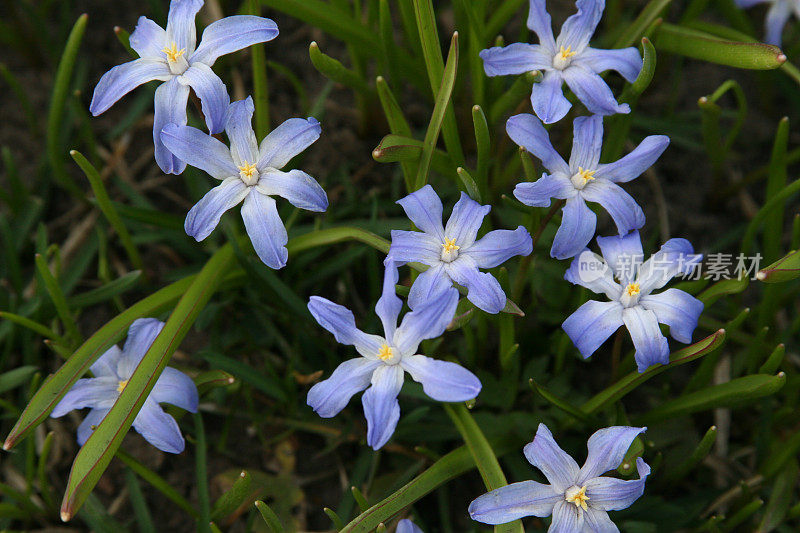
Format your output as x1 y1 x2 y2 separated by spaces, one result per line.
579 426 647 482
468 480 561 525
191 16 279 66
562 66 630 116
407 264 454 310
90 59 171 116
387 230 442 267
397 519 424 533
581 180 645 235
562 300 624 359
179 63 230 133
636 238 700 294
307 296 385 358
90 345 123 378
160 124 237 179
583 508 620 532
153 77 191 174
530 70 572 125
393 287 459 356
129 17 167 59
184 177 248 241
639 289 703 344
241 190 289 269
596 231 643 286
446 256 506 314
506 113 569 175
462 227 533 269
479 43 552 76
77 408 110 446
401 355 481 402
118 318 166 378
362 364 404 450
550 500 584 533
765 0 791 45
225 97 259 166
556 0 604 53
584 457 651 511
523 424 581 492
735 0 770 5
132 399 185 453
622 306 669 373
594 135 670 184
256 169 328 212
527 0 557 51
445 192 491 248
307 358 380 417
376 260 403 340
564 250 621 299
514 174 576 208
397 185 445 241
50 378 120 417
258 117 322 170
569 115 604 172
573 46 642 82
166 0 203 55
152 367 199 412
551 196 597 260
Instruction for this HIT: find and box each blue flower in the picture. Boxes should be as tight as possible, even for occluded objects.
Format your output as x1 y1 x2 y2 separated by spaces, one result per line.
307 261 481 450
563 230 704 373
479 0 641 124
397 519 424 533
90 0 278 174
509 113 669 260
469 423 650 531
386 185 532 314
735 0 797 46
161 97 327 269
50 319 199 453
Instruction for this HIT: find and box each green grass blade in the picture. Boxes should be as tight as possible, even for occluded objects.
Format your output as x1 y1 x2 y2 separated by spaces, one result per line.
255 500 285 532
35 253 80 344
250 0 270 137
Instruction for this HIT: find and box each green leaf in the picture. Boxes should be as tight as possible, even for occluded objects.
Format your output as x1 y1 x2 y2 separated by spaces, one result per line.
759 344 785 375
286 227 390 256
758 458 798 532
117 449 198 518
631 37 658 96
67 271 142 309
472 105 490 198
211 471 252 521
309 42 372 96
614 0 672 48
194 370 236 396
0 366 38 395
664 425 717 482
373 135 425 163
697 277 749 307
0 312 62 342
456 167 481 203
529 379 592 423
756 249 800 283
255 500 285 532
763 118 790 263
742 178 800 254
35 253 80 344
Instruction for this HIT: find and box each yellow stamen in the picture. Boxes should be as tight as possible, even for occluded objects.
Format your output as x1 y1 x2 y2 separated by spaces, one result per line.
625 283 641 297
377 343 394 362
442 237 460 254
558 45 578 60
117 380 129 393
162 42 187 63
577 167 596 183
238 161 258 181
565 485 590 511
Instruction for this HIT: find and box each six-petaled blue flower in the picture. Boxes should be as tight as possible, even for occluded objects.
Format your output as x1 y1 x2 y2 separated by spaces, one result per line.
386 185 532 314
480 0 642 124
161 96 327 269
307 261 481 450
469 423 650 531
735 0 798 45
90 0 278 173
50 318 199 453
509 113 669 260
563 230 704 372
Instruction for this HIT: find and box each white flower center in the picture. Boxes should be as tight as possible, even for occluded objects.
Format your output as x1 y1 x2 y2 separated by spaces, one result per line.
238 161 260 186
376 343 401 365
162 42 189 75
553 45 577 70
564 485 590 511
619 282 641 307
440 237 460 263
570 167 596 190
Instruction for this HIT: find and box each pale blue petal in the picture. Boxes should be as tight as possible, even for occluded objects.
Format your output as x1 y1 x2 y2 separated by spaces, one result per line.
556 0 604 53
153 77 191 174
129 17 167 59
362 365 404 450
735 0 769 6
401 355 481 402
462 227 532 269
50 378 119 417
241 190 289 269
376 260 403 340
622 306 669 372
506 113 569 175
258 117 321 170
468 480 561 525
166 0 203 54
307 296 385 358
523 424 581 492
256 169 328 212
184 177 248 241
119 318 166 378
765 0 791 45
562 300 624 359
160 123 237 179
636 238 699 295
596 231 643 286
397 185 445 241
191 16 279 66
595 136 670 183
90 59 171 116
90 345 123 378
307 358 380 417
397 519 424 533
573 47 642 82
583 508 620 532
562 66 630 116
569 115 604 172
585 458 651 511
527 0 557 51
77 408 110 446
640 289 703 344
393 287 458 355
152 367 199 412
179 64 230 133
564 250 621 299
407 264 453 310
531 70 572 125
550 501 584 533
225 97 259 165
446 256 506 314
480 43 552 76
579 426 647 483
514 174 576 208
581 180 645 235
445 193 491 248
387 230 442 267
551 196 597 260
132 399 185 453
